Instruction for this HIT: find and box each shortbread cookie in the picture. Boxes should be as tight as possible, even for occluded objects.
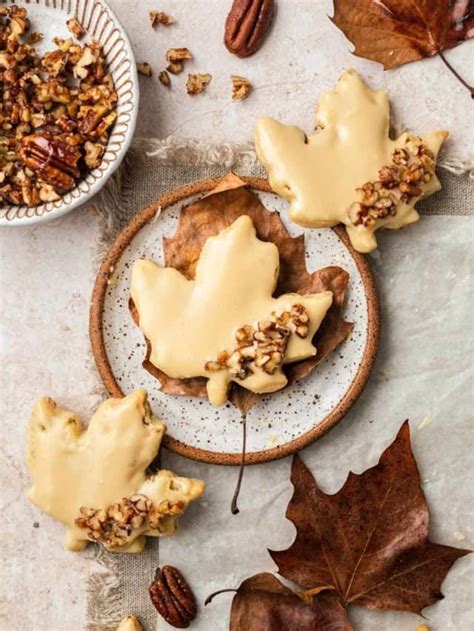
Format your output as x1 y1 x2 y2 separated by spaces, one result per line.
254 69 448 253
131 215 333 406
26 389 204 552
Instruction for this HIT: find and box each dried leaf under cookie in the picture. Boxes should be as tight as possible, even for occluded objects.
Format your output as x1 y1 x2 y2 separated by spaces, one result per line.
131 175 353 411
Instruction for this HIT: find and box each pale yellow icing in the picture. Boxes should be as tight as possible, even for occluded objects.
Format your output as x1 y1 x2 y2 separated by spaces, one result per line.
26 390 205 552
131 215 333 406
254 69 448 253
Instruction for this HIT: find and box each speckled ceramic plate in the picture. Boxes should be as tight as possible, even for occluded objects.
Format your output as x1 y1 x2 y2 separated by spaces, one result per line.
0 0 138 225
90 178 379 465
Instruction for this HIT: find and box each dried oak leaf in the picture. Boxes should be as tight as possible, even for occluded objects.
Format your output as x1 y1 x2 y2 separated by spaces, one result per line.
271 422 470 615
331 0 474 69
229 573 353 630
131 174 352 411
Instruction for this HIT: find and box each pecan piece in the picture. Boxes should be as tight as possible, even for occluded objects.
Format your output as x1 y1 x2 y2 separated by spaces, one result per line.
150 10 175 28
231 75 252 100
224 0 276 58
136 62 153 77
67 17 86 40
166 48 192 63
149 566 197 629
18 134 81 192
158 70 171 87
186 73 212 95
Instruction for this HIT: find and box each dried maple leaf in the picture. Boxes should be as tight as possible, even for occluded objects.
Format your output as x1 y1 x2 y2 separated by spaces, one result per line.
226 573 353 630
271 422 470 615
131 174 352 410
331 0 474 95
26 390 204 552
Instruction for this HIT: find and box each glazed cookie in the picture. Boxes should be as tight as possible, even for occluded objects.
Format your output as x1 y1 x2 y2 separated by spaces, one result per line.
131 215 333 406
26 389 204 552
254 69 448 253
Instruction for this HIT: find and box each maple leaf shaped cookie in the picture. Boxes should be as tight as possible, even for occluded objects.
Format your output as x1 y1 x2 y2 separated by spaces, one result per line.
26 389 204 553
254 69 448 253
131 215 333 407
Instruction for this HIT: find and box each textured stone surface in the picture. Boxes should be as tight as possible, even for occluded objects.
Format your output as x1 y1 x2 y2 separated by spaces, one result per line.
0 1 473 630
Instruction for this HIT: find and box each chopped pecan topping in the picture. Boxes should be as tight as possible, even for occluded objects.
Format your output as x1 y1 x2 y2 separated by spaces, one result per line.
0 5 117 207
348 136 436 228
205 305 311 380
231 75 252 100
186 73 212 95
75 494 185 549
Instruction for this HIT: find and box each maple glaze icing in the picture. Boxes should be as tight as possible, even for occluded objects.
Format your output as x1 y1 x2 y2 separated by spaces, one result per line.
131 215 333 406
26 389 205 552
254 69 448 253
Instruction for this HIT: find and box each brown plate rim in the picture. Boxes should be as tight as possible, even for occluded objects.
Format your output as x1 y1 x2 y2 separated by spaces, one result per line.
89 176 380 465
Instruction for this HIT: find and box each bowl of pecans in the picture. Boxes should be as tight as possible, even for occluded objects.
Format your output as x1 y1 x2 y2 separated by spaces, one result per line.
0 1 138 225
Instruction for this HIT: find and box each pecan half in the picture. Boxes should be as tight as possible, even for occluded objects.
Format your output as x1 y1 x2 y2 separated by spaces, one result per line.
18 134 81 192
149 566 197 629
224 0 275 58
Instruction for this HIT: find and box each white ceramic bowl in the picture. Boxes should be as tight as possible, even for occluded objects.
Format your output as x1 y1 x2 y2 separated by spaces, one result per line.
0 0 138 226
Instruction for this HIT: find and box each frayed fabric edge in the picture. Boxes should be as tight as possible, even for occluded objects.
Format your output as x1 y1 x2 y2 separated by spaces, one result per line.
85 547 123 631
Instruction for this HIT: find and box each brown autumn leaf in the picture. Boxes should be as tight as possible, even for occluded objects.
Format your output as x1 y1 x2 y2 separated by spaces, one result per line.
331 0 474 95
219 573 353 631
132 174 352 411
270 421 470 615
331 0 474 68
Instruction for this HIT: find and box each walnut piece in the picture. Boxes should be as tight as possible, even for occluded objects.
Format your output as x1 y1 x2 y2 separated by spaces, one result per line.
186 73 212 95
231 75 252 100
150 10 175 28
0 5 117 207
137 62 153 77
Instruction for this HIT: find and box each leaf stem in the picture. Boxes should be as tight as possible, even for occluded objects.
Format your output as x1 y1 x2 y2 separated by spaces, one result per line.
204 588 237 606
230 410 247 515
438 50 474 98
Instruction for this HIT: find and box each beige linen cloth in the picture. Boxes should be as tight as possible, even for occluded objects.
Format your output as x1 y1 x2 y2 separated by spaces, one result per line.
86 137 473 631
